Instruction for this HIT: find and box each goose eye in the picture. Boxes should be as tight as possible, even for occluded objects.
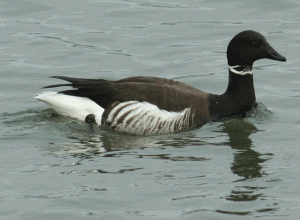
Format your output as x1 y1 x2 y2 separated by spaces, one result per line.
251 41 259 46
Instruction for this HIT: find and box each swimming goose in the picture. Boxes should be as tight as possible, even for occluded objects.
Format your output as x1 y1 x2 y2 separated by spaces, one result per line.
35 30 286 135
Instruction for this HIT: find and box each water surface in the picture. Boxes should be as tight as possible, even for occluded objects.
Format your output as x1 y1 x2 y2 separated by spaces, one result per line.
1 0 300 219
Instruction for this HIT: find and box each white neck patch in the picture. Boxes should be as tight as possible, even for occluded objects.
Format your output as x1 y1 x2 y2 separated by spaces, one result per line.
229 65 253 75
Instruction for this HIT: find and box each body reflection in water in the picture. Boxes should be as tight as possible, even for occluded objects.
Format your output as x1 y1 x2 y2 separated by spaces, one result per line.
223 119 264 179
46 121 206 158
46 110 272 205
46 110 212 152
221 118 271 203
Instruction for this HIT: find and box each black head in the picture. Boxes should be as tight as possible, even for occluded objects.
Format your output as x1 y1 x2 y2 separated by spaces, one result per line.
227 30 286 66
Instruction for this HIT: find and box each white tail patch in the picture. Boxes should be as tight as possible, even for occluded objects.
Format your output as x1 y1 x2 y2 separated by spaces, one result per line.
104 101 193 135
35 92 104 124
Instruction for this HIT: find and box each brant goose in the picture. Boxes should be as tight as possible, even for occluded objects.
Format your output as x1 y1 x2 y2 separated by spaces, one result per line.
35 30 286 135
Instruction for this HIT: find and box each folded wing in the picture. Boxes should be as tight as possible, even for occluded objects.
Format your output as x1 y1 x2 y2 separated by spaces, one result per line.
45 76 207 112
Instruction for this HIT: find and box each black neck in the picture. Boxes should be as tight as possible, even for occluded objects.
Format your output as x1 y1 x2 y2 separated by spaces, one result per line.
225 71 255 95
208 70 256 121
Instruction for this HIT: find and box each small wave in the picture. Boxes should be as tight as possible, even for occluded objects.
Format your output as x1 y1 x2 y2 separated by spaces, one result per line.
246 102 274 124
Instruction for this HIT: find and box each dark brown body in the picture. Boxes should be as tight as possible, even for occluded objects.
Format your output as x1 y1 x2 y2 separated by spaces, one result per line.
48 76 211 127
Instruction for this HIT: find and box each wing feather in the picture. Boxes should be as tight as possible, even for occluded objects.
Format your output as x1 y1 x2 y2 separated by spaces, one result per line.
102 101 194 135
